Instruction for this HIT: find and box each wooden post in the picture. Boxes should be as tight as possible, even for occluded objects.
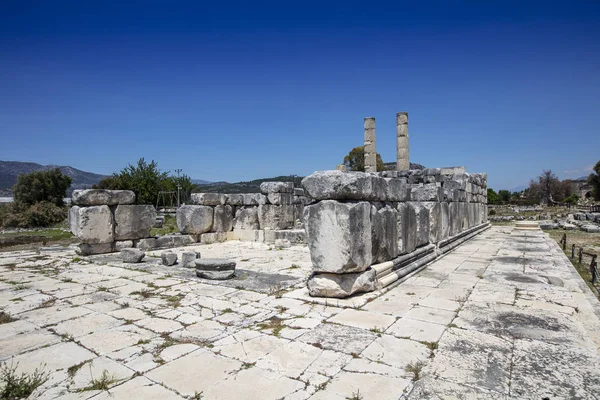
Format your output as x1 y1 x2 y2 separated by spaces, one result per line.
571 244 576 259
579 248 583 264
591 255 598 284
562 233 566 250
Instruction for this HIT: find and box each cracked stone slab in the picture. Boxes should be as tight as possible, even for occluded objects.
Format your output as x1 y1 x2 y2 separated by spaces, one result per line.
93 376 184 400
386 316 447 343
308 370 411 400
298 322 378 355
327 308 397 332
361 334 430 369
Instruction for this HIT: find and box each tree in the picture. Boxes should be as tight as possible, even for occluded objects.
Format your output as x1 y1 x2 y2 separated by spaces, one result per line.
168 174 197 204
343 146 384 172
498 190 511 203
588 160 600 201
96 158 172 205
487 188 499 205
12 168 72 208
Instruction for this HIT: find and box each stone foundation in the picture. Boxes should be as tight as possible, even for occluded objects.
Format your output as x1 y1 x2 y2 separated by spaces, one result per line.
302 168 489 298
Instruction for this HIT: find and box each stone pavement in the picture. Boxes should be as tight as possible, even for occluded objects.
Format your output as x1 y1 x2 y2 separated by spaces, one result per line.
1 227 599 399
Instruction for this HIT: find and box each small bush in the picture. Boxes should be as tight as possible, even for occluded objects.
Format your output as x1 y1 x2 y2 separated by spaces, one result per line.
489 209 496 216
0 361 50 399
0 202 66 229
13 168 71 207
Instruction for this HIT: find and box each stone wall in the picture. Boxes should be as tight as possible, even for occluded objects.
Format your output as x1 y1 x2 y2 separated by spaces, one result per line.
301 167 489 298
178 182 310 245
69 190 158 255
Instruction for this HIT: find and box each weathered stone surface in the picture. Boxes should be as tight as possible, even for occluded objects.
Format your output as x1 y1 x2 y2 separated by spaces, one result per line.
190 193 226 206
410 185 442 202
69 205 114 244
258 204 295 230
212 205 233 232
233 207 259 230
242 193 267 206
304 200 372 273
267 192 293 205
371 205 398 263
581 224 600 233
264 229 305 244
136 237 157 250
177 205 213 234
75 242 114 255
156 235 194 249
422 201 442 244
72 189 135 206
228 229 265 242
307 269 377 298
114 205 156 240
161 251 177 266
294 188 305 196
260 181 294 194
225 194 244 206
274 239 291 249
121 248 145 263
200 232 227 244
440 202 450 240
114 240 134 251
180 251 198 268
386 178 410 202
302 171 386 201
195 258 236 280
396 203 417 254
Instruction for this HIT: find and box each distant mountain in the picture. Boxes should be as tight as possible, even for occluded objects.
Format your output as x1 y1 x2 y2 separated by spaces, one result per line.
0 161 107 196
194 176 304 194
191 179 213 185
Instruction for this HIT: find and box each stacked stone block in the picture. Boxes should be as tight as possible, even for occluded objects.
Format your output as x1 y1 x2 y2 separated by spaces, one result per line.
179 182 311 244
69 190 157 255
302 168 489 298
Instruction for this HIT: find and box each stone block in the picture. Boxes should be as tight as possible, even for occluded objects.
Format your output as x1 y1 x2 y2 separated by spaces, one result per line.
303 200 372 273
408 202 430 248
69 205 114 244
258 204 295 230
75 242 114 256
386 178 410 202
440 166 466 175
114 240 134 251
371 205 398 263
114 205 156 240
301 171 387 201
200 232 228 244
449 202 461 237
177 205 213 234
135 238 157 251
233 207 260 230
156 235 194 249
307 269 377 298
274 239 291 249
410 186 442 202
242 193 268 206
195 258 236 280
396 203 417 254
161 251 178 266
121 248 145 263
72 190 135 206
226 194 244 206
229 229 265 242
190 193 226 206
212 205 233 232
422 202 442 244
264 229 305 244
440 202 450 240
267 192 293 205
294 188 305 196
181 251 199 268
260 181 294 194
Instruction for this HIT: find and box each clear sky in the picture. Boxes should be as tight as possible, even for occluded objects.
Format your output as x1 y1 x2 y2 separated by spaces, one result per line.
1 1 599 191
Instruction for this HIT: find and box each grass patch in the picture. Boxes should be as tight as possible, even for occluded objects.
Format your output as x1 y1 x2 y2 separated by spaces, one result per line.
0 361 50 399
257 316 285 337
421 341 438 358
0 312 16 324
161 293 185 308
130 289 155 299
150 215 178 236
77 369 118 392
345 389 363 400
67 361 88 378
405 361 426 382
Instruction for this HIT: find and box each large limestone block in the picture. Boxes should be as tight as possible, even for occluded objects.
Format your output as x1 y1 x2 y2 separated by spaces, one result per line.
307 269 377 298
410 185 443 202
74 242 114 255
212 205 234 232
386 178 410 201
225 194 244 206
396 203 417 254
301 171 387 201
114 205 156 240
121 248 145 263
69 205 114 244
422 202 442 244
440 202 450 240
233 207 260 230
449 202 461 237
304 200 372 273
258 204 295 230
156 234 194 248
190 193 226 206
72 190 135 206
408 202 430 248
260 181 294 194
371 205 398 263
242 193 267 206
267 192 293 205
177 205 213 234
195 258 236 280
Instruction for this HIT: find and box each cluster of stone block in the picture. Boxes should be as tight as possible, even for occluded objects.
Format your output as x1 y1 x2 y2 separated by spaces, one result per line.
176 182 310 244
69 190 157 255
301 168 489 298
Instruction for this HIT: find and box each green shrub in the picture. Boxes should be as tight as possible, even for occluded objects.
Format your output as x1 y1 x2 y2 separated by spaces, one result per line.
12 168 71 207
489 209 496 216
0 202 66 229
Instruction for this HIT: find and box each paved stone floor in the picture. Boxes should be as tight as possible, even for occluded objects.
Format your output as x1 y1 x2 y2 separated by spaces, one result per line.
1 227 599 399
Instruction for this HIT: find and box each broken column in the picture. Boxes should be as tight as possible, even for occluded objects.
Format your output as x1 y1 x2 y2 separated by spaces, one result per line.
396 112 409 170
364 117 377 172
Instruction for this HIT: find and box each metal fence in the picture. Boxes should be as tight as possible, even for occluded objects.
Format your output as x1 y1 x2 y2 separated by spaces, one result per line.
559 233 599 286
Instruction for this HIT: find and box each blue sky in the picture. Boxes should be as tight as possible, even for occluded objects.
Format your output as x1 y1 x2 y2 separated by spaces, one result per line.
1 1 599 191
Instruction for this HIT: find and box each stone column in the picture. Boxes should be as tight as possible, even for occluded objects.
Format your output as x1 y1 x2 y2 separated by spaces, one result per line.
364 117 376 172
396 112 409 170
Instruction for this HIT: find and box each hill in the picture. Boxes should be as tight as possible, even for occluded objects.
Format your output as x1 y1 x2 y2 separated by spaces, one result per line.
0 161 107 196
194 176 305 194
